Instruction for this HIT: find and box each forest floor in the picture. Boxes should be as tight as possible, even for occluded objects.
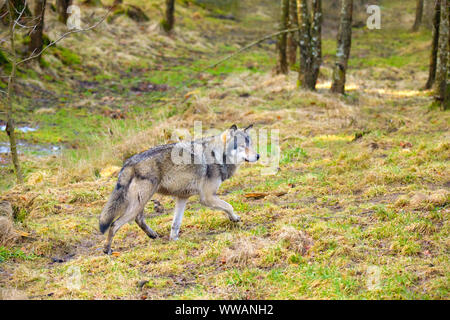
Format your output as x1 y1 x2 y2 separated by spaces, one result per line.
0 0 448 299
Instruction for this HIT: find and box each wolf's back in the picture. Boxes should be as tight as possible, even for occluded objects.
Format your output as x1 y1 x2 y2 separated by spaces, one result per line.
99 166 134 234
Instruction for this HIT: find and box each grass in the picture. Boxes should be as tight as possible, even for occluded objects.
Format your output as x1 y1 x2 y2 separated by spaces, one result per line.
0 0 449 300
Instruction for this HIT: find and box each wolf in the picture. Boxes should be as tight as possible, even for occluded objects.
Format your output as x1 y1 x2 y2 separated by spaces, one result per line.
98 124 259 254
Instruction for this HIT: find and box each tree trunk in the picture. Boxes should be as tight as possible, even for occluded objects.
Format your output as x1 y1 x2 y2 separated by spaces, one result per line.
56 0 72 24
287 0 298 67
82 0 102 5
5 0 23 183
331 0 353 94
28 0 47 57
412 0 424 31
1 0 31 25
425 0 441 89
435 0 449 109
276 0 290 74
310 0 322 86
162 0 175 32
296 0 311 88
296 0 322 90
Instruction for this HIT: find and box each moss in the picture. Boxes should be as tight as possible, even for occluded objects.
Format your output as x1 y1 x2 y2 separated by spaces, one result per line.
51 46 81 66
0 50 11 72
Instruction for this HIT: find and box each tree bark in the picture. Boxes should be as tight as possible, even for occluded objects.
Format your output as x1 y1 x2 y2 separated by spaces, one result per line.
287 0 298 67
310 0 322 86
296 0 312 88
425 0 441 89
5 0 23 183
435 0 449 109
331 0 353 94
28 0 47 58
56 0 72 24
162 0 175 32
412 0 424 31
276 0 290 74
295 0 322 90
82 0 102 5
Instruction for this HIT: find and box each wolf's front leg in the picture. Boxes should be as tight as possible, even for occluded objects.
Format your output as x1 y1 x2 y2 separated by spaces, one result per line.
201 195 241 222
170 197 188 241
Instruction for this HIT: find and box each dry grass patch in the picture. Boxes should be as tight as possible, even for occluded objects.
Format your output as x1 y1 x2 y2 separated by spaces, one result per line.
0 217 19 247
274 226 314 256
219 236 268 266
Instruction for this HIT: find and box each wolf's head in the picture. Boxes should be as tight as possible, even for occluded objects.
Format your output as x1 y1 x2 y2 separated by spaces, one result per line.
219 124 260 164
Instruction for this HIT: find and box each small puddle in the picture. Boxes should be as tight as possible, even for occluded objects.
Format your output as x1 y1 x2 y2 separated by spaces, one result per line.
0 125 38 133
0 125 61 165
0 141 61 156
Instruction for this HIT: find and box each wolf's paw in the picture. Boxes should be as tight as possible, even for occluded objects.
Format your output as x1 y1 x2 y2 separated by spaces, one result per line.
170 234 179 241
103 247 112 255
230 214 241 222
149 231 159 239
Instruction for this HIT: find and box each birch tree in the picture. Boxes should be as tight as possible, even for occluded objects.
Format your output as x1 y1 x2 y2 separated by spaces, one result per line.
412 0 424 31
330 0 353 94
296 0 322 90
425 0 441 89
435 0 449 109
276 0 290 74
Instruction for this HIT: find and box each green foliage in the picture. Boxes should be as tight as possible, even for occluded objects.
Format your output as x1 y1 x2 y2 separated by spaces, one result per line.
0 247 35 263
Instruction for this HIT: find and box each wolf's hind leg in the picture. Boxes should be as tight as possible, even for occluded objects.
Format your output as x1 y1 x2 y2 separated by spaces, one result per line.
104 213 133 255
135 211 158 239
103 178 156 254
170 197 188 241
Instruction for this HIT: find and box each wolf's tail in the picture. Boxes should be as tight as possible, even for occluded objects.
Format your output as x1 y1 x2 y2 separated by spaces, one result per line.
99 166 134 234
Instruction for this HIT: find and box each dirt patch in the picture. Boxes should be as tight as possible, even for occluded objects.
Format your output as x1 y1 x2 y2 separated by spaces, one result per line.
130 82 170 93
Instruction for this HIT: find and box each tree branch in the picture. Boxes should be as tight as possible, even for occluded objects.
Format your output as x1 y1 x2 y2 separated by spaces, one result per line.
17 7 112 65
179 27 302 89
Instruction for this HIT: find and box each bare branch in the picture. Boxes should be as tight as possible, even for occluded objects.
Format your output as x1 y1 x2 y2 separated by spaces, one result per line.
179 27 301 90
12 0 29 33
17 7 112 65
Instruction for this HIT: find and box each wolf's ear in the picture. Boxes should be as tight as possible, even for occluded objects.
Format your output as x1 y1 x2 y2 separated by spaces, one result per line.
221 125 237 144
244 124 253 132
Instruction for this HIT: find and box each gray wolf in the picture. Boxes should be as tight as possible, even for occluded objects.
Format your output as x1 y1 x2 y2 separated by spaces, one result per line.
99 124 259 254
